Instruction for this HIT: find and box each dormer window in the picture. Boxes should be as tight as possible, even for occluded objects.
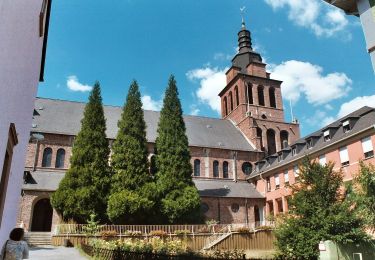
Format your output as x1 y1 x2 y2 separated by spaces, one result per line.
343 120 351 133
306 138 313 149
291 146 297 156
323 130 331 142
278 153 283 162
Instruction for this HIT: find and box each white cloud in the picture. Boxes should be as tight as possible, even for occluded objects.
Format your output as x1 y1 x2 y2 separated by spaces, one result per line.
264 0 349 37
66 75 92 92
186 67 228 114
189 104 200 116
269 60 352 105
141 95 162 111
337 95 375 118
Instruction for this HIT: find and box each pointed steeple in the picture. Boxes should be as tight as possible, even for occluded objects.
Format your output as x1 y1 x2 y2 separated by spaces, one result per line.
238 20 252 53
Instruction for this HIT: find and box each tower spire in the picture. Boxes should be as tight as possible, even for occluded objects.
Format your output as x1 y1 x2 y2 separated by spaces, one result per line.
238 7 252 53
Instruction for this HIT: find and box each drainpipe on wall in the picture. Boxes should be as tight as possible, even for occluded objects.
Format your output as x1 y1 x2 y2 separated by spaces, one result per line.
31 133 44 171
217 198 221 223
245 198 248 225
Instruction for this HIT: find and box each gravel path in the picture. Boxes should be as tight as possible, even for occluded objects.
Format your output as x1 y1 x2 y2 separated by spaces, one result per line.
29 246 88 260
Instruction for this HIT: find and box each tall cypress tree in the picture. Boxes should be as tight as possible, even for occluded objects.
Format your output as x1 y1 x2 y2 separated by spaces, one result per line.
51 82 111 223
107 80 155 224
155 75 202 224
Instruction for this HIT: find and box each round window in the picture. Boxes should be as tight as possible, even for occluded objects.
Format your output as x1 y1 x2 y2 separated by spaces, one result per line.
201 203 209 213
231 203 239 213
242 162 253 175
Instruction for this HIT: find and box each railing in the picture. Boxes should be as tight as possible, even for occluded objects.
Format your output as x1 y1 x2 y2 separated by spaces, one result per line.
54 222 275 236
54 224 228 236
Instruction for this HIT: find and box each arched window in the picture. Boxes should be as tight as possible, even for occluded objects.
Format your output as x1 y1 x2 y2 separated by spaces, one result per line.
269 87 276 108
254 205 260 222
258 86 265 106
229 91 233 112
280 130 289 149
150 155 156 175
257 127 264 150
42 147 52 167
234 86 239 107
245 83 253 104
223 161 229 178
55 148 65 168
213 160 219 177
223 97 228 116
266 129 276 155
194 159 201 176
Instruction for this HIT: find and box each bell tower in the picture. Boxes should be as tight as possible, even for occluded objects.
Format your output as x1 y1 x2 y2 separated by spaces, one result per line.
219 20 300 155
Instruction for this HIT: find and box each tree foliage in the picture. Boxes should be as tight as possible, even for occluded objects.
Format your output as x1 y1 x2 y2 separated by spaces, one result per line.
51 82 111 223
275 158 367 259
107 80 155 224
155 75 202 224
350 162 375 231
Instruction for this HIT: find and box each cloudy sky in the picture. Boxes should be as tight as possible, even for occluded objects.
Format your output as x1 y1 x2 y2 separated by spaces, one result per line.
39 0 374 136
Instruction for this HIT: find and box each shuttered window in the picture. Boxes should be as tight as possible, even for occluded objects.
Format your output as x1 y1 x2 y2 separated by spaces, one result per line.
275 174 280 189
361 137 374 159
339 147 349 166
319 155 326 166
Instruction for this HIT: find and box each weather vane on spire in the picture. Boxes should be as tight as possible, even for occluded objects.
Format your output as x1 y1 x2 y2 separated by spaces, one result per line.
240 6 246 26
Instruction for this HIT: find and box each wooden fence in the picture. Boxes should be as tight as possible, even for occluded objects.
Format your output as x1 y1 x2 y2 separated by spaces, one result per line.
52 230 275 252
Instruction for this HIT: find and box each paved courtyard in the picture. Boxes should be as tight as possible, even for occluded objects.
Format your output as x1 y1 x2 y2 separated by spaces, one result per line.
29 246 88 260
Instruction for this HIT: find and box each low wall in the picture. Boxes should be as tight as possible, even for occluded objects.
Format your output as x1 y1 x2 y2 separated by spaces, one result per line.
52 230 275 252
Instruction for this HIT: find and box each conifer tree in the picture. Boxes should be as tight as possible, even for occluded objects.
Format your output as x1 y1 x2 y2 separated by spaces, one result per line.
107 80 155 224
51 82 111 223
155 75 202 224
275 158 367 259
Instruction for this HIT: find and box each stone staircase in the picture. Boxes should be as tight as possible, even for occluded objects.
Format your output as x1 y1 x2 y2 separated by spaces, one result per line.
24 232 52 246
203 225 232 250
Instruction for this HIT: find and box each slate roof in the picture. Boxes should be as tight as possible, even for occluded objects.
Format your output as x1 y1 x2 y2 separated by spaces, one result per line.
249 106 375 178
23 171 264 199
193 178 264 198
32 98 255 152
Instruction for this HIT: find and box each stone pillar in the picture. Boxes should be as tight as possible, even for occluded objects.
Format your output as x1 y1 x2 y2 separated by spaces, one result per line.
263 86 270 107
204 148 210 178
275 128 281 153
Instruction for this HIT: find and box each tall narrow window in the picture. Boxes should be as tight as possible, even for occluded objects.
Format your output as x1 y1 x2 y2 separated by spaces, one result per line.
0 123 18 227
339 147 349 167
280 130 289 149
55 148 65 168
266 177 271 192
194 159 201 176
223 161 229 178
319 155 326 166
343 120 351 133
269 87 276 108
284 170 289 183
361 137 374 159
42 147 52 167
247 84 253 104
294 165 299 179
258 86 265 106
234 86 239 107
257 127 263 150
213 160 219 177
266 129 276 155
223 97 228 116
229 91 233 112
275 174 280 189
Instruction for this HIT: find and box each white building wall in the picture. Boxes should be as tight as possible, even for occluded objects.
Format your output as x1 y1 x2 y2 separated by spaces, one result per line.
0 0 47 245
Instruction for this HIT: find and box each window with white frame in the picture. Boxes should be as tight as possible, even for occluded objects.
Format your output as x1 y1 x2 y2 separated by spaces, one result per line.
294 165 299 179
284 170 289 183
323 130 331 142
275 174 280 189
339 147 349 167
343 120 351 133
306 138 313 149
291 146 297 156
266 177 271 192
319 154 326 166
361 136 374 159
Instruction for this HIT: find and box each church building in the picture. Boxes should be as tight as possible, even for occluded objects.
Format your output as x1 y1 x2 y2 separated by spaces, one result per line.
18 20 302 232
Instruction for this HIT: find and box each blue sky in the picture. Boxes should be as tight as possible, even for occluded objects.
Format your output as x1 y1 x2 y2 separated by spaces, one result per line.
39 0 375 136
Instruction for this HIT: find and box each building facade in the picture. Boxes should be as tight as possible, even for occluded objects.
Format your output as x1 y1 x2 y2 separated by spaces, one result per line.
0 0 51 245
17 21 302 231
249 106 375 217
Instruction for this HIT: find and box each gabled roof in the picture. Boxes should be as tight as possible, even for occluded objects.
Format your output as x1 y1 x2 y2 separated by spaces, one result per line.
32 98 256 152
249 106 375 178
